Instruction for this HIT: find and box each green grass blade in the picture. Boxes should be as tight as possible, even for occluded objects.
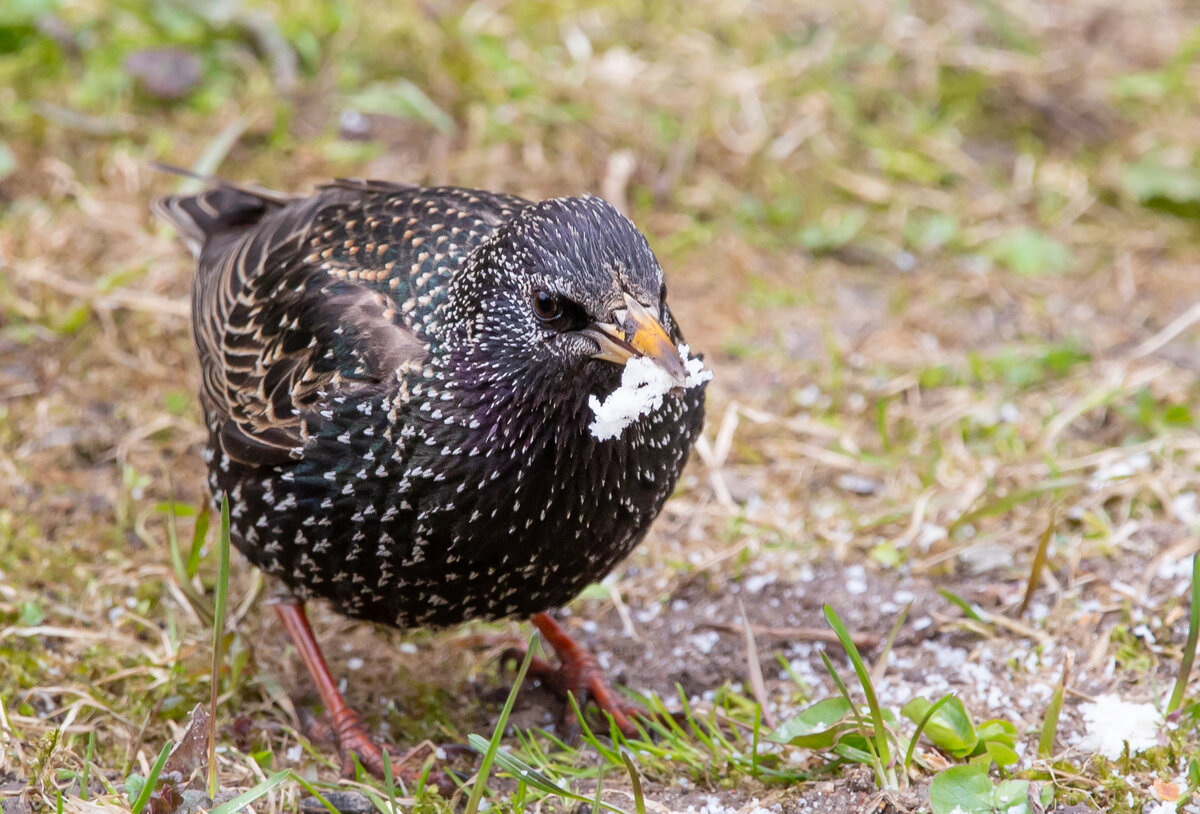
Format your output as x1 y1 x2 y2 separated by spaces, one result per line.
591 767 604 814
750 703 761 779
818 649 884 786
824 605 892 778
948 478 1080 534
1017 511 1055 618
1168 552 1200 713
466 732 631 814
871 600 910 689
164 501 209 622
290 773 344 814
208 495 231 799
381 745 400 811
619 749 646 814
187 508 211 579
903 693 954 773
1038 660 1069 758
464 634 537 814
208 770 291 814
937 589 987 623
80 729 94 800
571 692 621 764
165 500 187 588
129 741 172 814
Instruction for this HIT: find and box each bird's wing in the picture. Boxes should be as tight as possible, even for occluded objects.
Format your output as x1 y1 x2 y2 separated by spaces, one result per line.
154 180 527 467
154 183 425 466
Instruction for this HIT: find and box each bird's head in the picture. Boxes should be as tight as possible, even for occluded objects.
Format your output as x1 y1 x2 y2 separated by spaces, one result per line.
446 195 687 395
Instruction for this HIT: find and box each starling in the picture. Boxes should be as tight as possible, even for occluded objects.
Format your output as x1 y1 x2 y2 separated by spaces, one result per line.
153 175 707 779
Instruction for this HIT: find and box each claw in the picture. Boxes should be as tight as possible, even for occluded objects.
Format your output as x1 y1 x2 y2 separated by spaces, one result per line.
513 613 642 739
275 603 463 793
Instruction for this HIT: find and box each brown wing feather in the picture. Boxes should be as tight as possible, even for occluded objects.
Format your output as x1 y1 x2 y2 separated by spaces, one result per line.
155 184 428 467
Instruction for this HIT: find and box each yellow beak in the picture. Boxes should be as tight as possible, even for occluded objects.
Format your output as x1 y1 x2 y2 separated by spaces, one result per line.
584 293 687 384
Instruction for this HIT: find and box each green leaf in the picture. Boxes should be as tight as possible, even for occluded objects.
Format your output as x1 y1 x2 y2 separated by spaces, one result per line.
1122 160 1200 218
768 698 853 748
985 228 1072 276
993 779 1030 813
19 601 44 626
904 212 958 252
0 140 16 182
930 765 1030 814
902 696 977 757
800 209 866 253
1110 71 1173 102
1123 161 1200 203
345 79 456 135
984 740 1019 768
929 764 992 814
976 719 1018 751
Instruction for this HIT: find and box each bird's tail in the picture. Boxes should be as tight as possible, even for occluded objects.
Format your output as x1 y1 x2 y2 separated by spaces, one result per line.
150 163 293 257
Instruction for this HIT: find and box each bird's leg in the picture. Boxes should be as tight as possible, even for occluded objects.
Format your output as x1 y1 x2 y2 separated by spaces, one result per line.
524 612 639 738
273 602 452 789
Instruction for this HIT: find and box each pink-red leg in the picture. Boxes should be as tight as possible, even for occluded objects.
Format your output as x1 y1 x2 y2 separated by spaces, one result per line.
274 602 454 790
525 612 640 737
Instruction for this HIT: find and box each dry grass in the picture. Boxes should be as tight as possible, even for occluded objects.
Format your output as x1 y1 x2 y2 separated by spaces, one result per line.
2 0 1200 812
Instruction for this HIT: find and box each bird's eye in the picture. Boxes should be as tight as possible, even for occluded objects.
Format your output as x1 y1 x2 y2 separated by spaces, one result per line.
532 290 564 322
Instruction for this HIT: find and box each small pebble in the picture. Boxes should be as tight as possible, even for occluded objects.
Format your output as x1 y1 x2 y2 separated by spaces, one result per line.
300 791 372 814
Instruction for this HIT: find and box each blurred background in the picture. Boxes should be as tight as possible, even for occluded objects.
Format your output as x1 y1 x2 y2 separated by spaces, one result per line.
2 0 1200 810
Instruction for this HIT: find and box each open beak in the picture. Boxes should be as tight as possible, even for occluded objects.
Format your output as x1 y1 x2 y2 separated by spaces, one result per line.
583 292 688 384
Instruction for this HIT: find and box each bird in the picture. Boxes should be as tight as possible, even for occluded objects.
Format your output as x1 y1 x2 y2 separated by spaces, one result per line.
153 172 707 782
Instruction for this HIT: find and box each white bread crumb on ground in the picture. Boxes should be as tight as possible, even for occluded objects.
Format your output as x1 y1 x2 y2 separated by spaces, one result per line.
1076 694 1162 759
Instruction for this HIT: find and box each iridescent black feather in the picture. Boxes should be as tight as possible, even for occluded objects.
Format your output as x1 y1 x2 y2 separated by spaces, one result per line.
155 178 705 628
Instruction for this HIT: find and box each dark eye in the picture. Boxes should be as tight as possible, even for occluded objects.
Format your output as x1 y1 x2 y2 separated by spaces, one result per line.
532 290 564 322
531 290 589 332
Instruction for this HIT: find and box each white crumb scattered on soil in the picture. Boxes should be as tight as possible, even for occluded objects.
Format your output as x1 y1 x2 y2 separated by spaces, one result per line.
1075 694 1163 759
843 564 867 595
681 794 779 814
588 343 712 441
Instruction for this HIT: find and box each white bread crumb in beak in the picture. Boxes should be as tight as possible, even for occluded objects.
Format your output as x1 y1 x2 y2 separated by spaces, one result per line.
588 344 711 441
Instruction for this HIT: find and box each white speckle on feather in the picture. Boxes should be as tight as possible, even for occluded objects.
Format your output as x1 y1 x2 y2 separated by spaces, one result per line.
588 344 711 441
1076 694 1161 759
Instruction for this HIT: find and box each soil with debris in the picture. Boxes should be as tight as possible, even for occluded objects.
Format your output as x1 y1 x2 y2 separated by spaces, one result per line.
3 1 1200 813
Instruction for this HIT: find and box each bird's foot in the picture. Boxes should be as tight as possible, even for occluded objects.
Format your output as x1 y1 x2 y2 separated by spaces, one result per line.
509 613 642 739
275 603 464 793
299 706 461 793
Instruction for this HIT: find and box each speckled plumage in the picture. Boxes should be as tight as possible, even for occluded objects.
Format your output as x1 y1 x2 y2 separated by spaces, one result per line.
156 179 706 630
